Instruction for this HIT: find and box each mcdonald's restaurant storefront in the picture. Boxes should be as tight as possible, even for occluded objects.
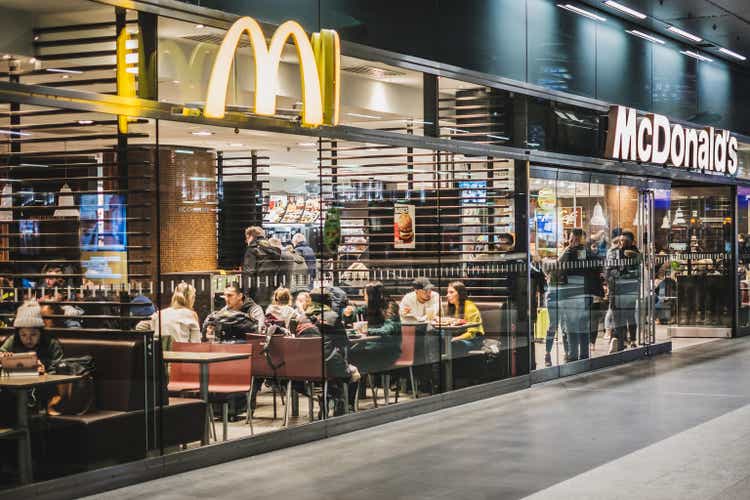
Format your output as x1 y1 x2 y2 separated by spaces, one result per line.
1 0 750 496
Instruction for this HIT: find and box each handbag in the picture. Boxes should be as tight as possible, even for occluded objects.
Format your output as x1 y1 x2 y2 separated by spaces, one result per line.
534 307 550 341
48 355 96 416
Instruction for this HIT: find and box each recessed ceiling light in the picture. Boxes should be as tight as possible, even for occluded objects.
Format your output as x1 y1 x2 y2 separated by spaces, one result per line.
228 143 244 147
667 26 702 43
297 142 316 147
172 80 180 84
719 47 747 61
557 4 606 22
191 130 214 136
2 55 10 60
29 58 37 64
195 24 205 29
77 120 95 125
681 50 713 63
33 35 39 41
626 29 665 45
61 74 70 79
604 1 647 19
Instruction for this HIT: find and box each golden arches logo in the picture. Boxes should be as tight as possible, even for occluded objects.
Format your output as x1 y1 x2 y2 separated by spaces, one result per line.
204 17 340 127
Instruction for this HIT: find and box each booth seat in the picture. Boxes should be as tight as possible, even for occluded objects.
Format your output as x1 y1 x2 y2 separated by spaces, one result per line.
37 333 205 476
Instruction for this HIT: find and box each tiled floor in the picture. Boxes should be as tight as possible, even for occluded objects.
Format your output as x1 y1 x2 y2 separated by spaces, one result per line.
90 336 750 500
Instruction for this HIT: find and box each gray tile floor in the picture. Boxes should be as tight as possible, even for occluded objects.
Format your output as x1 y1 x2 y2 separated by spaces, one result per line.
86 337 750 500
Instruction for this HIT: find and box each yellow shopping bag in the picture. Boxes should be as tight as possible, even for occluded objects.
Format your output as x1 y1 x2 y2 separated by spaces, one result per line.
534 307 549 341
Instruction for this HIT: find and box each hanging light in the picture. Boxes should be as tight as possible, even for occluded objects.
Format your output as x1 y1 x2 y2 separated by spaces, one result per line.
53 183 80 217
673 207 687 225
661 210 671 229
590 202 607 226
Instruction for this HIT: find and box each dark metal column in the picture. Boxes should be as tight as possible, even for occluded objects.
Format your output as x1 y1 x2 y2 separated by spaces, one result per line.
137 11 158 101
423 74 439 138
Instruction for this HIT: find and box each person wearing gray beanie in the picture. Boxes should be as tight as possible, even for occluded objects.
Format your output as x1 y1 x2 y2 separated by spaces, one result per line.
1 300 64 373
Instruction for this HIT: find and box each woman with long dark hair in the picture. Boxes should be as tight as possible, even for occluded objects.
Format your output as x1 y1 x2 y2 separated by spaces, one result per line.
446 281 484 356
349 281 402 373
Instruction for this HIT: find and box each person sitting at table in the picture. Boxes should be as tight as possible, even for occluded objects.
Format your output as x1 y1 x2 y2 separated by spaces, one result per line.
202 283 264 342
446 281 485 357
153 282 201 344
0 300 64 374
399 277 441 323
265 287 297 328
348 281 402 374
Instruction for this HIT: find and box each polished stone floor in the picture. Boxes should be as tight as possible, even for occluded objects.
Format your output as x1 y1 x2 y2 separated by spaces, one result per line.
87 337 750 500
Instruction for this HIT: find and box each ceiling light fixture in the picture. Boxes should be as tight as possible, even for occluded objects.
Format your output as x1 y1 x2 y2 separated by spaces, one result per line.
195 24 205 29
0 129 30 136
190 130 214 136
556 3 606 22
228 143 244 147
667 26 702 42
28 58 37 64
719 47 747 61
46 68 83 74
175 149 194 155
77 120 95 125
2 55 10 60
626 29 665 45
297 142 316 147
604 1 647 19
346 112 382 120
681 50 713 63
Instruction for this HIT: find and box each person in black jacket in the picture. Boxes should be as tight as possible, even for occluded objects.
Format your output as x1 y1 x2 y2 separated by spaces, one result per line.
557 229 600 362
243 226 284 307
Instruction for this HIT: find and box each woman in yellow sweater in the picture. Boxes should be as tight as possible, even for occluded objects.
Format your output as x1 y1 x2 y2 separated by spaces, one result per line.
446 281 484 356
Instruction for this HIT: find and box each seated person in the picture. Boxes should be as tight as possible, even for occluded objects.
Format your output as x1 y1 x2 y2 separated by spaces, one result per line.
265 287 297 328
202 284 264 342
348 281 402 373
399 277 441 323
0 300 64 373
153 283 201 343
295 288 333 324
446 281 484 357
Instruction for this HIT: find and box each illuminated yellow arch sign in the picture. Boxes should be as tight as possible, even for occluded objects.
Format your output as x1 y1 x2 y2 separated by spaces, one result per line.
204 17 340 127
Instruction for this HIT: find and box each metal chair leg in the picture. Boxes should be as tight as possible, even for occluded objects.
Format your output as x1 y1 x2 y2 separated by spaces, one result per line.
246 376 255 424
283 380 292 427
323 380 329 420
383 374 390 405
353 380 360 412
409 366 418 399
307 381 315 422
207 404 217 441
222 402 229 442
367 374 378 408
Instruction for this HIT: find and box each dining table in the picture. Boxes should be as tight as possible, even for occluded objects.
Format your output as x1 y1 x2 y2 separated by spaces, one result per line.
0 373 83 484
162 351 250 445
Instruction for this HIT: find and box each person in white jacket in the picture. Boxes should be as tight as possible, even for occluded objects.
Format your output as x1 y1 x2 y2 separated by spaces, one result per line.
153 282 201 343
399 277 442 323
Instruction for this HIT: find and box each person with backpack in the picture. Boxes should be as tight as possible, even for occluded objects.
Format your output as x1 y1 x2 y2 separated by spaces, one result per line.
202 284 264 342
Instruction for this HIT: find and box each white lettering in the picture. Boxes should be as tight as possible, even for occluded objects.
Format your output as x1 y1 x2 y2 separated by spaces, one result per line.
605 106 637 161
637 118 653 162
670 124 685 167
606 106 738 177
728 136 739 175
651 114 670 164
697 129 710 171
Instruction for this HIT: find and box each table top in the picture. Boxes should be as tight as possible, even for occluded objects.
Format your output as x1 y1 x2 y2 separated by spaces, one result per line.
433 322 481 330
0 373 82 389
163 351 250 363
348 335 382 344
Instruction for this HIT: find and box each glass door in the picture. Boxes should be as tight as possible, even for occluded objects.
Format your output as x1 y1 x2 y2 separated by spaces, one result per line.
637 189 656 346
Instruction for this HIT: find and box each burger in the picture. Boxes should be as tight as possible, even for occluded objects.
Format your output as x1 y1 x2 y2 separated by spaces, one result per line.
397 212 413 243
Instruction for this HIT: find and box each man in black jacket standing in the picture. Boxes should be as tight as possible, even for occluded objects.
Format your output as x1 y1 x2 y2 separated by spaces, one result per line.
243 226 282 307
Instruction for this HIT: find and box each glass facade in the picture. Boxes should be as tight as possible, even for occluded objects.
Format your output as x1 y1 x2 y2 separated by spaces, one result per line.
0 0 747 492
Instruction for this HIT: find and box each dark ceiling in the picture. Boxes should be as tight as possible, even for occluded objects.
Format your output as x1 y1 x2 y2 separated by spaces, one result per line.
579 0 750 66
